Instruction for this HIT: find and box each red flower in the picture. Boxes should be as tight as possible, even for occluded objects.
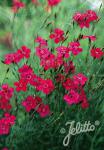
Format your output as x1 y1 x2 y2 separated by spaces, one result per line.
50 28 65 44
38 79 55 95
83 35 96 41
0 113 16 135
56 46 70 58
12 0 25 13
35 36 48 47
18 64 33 74
91 48 103 59
37 104 50 118
69 41 83 55
73 10 98 28
48 0 61 7
64 61 75 74
14 79 27 92
73 73 88 86
0 84 14 100
0 98 12 111
63 78 78 91
22 96 42 112
30 75 43 90
17 46 31 59
40 54 56 70
4 53 21 65
35 47 51 59
64 90 80 105
18 65 34 83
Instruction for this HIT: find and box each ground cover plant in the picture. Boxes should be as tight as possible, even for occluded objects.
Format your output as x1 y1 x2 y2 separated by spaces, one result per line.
0 0 104 150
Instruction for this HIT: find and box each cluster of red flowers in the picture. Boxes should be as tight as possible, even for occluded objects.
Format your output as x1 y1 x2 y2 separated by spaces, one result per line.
73 10 98 28
63 73 89 108
22 96 50 118
4 46 31 65
14 64 55 94
0 84 14 111
0 84 16 137
0 113 16 135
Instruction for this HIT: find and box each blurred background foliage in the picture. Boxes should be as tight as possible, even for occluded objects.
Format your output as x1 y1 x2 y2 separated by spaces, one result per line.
0 0 104 150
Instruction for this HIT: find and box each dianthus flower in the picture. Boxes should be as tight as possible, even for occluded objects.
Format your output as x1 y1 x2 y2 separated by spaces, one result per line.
40 54 56 70
22 96 42 112
69 41 83 55
17 45 31 59
37 104 50 118
14 79 27 92
50 28 65 44
37 79 55 95
73 73 88 86
56 46 70 58
64 90 80 105
0 113 16 135
90 48 103 59
35 47 51 59
35 36 48 47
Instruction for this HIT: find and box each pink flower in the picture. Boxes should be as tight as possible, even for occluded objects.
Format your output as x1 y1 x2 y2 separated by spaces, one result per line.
50 28 65 44
22 96 42 112
37 104 50 118
56 46 70 58
14 79 27 92
73 73 88 86
91 48 103 59
64 90 80 105
69 41 83 55
48 0 61 7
